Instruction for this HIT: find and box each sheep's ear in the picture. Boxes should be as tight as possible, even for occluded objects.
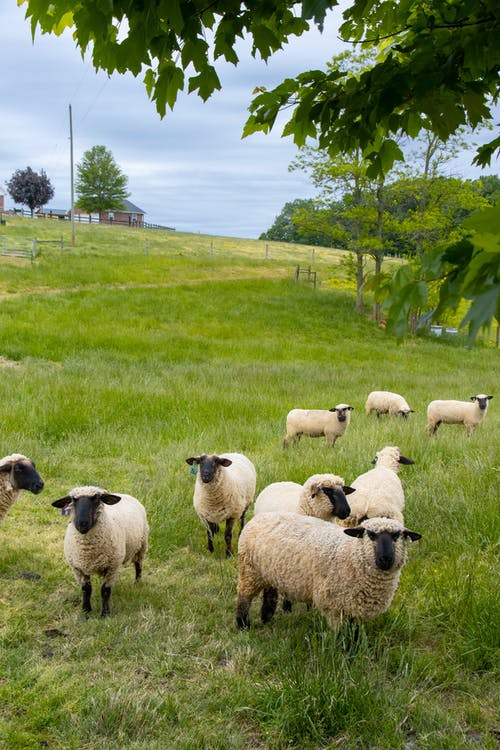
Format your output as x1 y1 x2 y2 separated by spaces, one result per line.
218 458 232 467
52 496 71 508
398 455 415 465
487 395 493 400
347 406 354 411
100 493 121 505
186 457 200 465
403 529 421 542
343 486 356 495
470 396 477 401
0 463 12 473
343 527 365 538
329 407 337 412
310 484 320 497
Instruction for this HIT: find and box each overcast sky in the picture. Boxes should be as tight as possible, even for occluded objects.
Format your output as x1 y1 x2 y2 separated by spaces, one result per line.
0 4 497 239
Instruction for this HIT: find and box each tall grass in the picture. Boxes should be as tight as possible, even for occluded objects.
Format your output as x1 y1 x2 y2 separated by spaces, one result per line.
0 217 498 749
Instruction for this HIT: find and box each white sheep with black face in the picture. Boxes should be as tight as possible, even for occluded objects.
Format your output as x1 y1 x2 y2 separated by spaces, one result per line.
254 474 354 522
186 452 256 557
365 391 414 419
283 404 354 448
52 486 149 617
337 446 414 528
236 514 421 630
427 394 493 436
0 453 44 524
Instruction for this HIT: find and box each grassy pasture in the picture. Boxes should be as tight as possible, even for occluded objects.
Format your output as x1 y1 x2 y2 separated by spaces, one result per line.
0 217 498 749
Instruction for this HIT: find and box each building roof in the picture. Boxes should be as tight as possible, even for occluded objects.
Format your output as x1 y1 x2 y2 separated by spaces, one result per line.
120 199 146 214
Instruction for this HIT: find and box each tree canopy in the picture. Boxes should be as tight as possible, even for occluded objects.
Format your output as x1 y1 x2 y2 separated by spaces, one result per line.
75 145 129 214
22 0 499 175
6 166 54 216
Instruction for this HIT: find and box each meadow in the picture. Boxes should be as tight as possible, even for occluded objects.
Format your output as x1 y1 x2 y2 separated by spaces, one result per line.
0 217 498 749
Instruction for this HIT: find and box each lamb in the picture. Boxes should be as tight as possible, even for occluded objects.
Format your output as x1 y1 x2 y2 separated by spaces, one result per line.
52 486 149 617
0 453 45 524
337 446 414 528
365 390 414 419
427 394 493 436
254 474 354 522
236 513 421 629
185 452 256 557
283 404 354 448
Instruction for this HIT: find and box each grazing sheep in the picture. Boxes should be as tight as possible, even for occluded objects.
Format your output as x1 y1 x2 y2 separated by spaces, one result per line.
427 394 493 436
337 446 414 528
186 452 256 557
0 453 44 524
283 404 354 448
365 391 414 419
254 474 354 522
236 513 421 629
52 486 149 617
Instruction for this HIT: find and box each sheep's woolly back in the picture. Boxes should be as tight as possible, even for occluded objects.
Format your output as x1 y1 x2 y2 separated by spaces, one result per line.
254 474 346 520
62 487 149 587
193 452 256 525
338 448 405 527
0 454 37 523
237 514 414 624
254 481 302 515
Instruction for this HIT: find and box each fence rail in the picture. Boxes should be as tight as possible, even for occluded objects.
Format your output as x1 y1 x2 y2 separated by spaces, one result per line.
294 264 317 288
7 208 175 231
0 235 36 261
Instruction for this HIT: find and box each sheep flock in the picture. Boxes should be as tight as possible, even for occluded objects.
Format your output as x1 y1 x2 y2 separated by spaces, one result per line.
1 385 493 631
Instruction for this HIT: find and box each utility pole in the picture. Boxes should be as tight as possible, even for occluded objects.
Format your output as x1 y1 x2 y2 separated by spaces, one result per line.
69 103 75 246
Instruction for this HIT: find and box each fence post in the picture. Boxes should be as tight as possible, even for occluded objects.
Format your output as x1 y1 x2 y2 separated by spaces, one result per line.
210 240 213 256
295 264 300 281
60 235 64 252
311 248 315 262
32 238 37 258
265 243 269 259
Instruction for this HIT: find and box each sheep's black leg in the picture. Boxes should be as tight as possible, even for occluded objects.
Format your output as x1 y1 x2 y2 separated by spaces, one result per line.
82 581 92 613
239 510 247 534
236 594 251 630
134 560 142 581
224 518 235 558
207 522 218 553
100 584 112 617
261 587 278 623
282 598 293 613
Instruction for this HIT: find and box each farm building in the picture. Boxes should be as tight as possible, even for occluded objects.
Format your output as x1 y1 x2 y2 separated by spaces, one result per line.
75 199 146 227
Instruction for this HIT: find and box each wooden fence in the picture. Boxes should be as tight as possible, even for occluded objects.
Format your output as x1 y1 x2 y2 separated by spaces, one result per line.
0 235 64 261
294 264 317 288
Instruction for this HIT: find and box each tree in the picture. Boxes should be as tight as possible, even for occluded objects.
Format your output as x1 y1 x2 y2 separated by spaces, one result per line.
22 0 499 172
75 145 129 214
6 166 54 217
259 199 330 244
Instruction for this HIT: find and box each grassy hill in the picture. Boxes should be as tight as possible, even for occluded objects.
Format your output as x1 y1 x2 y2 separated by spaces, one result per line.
0 217 498 749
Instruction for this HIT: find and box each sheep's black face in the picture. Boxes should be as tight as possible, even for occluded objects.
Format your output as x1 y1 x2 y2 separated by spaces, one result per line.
336 410 347 422
322 486 351 520
368 530 398 570
199 456 218 484
73 496 101 534
6 460 44 494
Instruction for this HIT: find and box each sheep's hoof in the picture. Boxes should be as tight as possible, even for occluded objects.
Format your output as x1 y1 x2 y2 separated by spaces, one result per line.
236 615 250 630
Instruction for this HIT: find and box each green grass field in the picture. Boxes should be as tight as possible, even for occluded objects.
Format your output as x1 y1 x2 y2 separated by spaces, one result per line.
0 217 498 749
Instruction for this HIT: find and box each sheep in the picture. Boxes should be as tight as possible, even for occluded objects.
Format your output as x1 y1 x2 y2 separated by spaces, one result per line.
283 404 354 448
0 453 45 524
427 394 493 436
52 486 149 617
337 446 414 528
254 474 354 522
236 513 421 630
365 390 414 419
185 452 256 557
